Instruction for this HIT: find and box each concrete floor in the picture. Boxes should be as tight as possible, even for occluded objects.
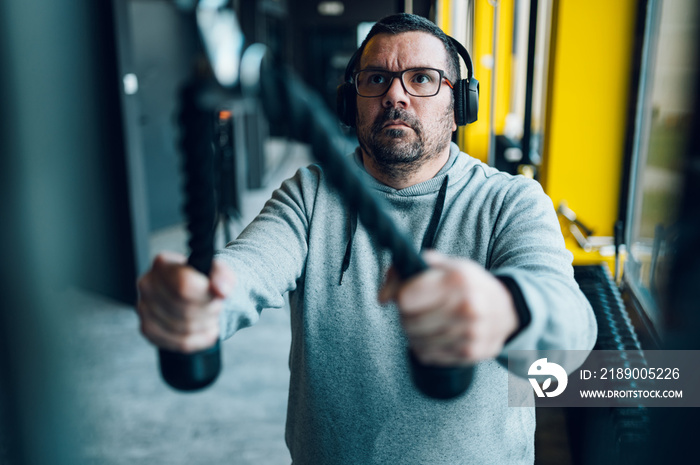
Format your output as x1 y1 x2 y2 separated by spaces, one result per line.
68 288 292 465
66 142 314 465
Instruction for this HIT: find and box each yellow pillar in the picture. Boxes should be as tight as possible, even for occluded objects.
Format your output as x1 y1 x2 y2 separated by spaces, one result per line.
455 0 514 163
540 0 636 265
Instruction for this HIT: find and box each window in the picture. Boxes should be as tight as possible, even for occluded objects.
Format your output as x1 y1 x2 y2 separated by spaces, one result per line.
625 0 699 328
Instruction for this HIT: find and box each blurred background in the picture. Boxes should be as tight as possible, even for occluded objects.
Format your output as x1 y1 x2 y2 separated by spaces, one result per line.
0 0 698 464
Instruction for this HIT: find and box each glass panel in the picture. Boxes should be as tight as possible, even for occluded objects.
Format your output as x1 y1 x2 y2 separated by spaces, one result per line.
625 0 699 327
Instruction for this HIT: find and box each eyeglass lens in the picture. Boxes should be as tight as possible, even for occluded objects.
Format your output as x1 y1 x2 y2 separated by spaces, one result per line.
355 68 443 97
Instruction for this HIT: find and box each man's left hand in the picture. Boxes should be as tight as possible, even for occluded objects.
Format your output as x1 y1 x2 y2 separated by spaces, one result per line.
379 251 519 366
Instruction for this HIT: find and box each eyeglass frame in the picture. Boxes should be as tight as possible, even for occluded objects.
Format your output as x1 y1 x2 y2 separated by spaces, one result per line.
352 67 455 98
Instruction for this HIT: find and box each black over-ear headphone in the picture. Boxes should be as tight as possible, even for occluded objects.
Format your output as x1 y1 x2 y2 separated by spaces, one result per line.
336 35 479 128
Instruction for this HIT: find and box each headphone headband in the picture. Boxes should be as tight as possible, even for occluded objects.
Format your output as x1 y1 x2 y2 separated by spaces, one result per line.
447 36 474 82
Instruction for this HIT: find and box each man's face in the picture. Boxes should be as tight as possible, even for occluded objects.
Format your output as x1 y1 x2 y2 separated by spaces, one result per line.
355 31 457 178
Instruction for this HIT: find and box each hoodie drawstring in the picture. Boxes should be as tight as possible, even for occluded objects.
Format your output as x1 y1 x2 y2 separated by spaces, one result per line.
339 175 449 285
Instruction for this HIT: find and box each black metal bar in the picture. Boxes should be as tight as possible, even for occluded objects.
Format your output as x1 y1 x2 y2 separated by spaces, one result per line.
521 0 538 165
617 0 650 234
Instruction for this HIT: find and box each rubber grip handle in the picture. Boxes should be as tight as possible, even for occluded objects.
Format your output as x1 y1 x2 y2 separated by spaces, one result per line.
396 258 474 400
159 341 221 391
158 256 221 391
409 351 475 400
158 81 221 392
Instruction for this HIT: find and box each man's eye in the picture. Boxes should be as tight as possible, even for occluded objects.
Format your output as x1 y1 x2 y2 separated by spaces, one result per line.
368 74 387 84
411 73 433 84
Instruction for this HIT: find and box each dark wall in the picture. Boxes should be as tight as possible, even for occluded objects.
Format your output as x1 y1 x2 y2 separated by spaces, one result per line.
126 0 200 231
0 0 141 302
118 0 437 231
288 0 435 109
290 0 398 109
0 0 144 462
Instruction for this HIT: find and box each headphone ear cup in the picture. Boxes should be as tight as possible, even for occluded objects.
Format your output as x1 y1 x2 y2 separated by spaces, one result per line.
453 79 469 126
466 78 479 124
336 83 357 127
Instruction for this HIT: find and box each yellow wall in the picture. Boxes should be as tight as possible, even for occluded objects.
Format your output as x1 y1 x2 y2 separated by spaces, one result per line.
541 0 636 243
439 0 637 269
438 0 513 163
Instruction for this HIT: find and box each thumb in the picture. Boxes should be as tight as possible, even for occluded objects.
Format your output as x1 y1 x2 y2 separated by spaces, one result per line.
209 259 237 299
378 265 401 304
421 249 453 267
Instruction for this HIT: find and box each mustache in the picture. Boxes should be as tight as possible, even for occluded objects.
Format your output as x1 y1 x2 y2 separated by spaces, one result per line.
372 108 421 134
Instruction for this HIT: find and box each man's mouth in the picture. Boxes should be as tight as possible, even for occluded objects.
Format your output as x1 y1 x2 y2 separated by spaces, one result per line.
382 120 411 129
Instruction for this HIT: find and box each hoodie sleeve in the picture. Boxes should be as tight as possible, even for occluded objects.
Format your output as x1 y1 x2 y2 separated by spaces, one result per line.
215 165 321 339
488 177 598 362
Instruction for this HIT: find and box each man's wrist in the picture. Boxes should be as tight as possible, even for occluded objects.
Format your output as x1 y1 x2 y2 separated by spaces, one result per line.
496 275 531 344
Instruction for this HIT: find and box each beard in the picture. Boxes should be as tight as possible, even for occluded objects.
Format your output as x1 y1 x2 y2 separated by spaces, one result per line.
356 104 454 180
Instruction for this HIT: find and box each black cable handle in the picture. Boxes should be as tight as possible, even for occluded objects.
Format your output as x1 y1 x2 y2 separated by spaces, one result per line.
158 81 221 391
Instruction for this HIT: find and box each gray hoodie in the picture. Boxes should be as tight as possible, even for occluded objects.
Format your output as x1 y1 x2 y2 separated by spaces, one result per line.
217 142 597 464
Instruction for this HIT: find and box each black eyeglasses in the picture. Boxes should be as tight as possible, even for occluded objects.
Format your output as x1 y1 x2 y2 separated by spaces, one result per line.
353 67 453 98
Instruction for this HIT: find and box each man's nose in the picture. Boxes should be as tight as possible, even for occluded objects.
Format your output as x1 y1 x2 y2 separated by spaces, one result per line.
382 76 409 108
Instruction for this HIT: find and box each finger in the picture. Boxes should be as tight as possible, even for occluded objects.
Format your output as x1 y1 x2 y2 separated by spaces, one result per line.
140 310 220 352
137 299 177 343
137 252 187 299
421 249 453 267
136 269 155 300
154 250 188 265
138 297 221 348
140 264 219 334
401 305 453 337
460 332 506 361
378 265 401 303
137 269 187 333
152 259 212 306
380 251 457 305
148 296 222 335
409 322 464 351
209 259 237 299
396 268 451 314
406 310 475 355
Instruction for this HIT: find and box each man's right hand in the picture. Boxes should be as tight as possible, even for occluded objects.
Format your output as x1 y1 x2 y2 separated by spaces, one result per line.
136 251 237 353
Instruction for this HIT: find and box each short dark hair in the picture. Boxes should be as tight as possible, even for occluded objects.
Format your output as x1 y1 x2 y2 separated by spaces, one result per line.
355 13 460 83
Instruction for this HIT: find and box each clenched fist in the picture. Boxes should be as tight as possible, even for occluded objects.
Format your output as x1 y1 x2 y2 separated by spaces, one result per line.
379 251 519 366
136 251 237 353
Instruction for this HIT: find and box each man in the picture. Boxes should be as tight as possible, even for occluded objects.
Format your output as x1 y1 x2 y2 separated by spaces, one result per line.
137 13 596 464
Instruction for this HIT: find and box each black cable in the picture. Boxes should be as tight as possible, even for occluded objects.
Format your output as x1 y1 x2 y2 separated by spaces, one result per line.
521 0 538 166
